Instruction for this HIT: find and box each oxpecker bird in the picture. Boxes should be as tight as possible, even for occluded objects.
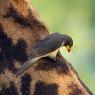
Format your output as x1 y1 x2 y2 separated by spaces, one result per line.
16 33 73 76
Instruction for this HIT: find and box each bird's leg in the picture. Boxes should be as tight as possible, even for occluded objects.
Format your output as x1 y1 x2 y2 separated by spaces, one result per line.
55 58 66 68
49 56 68 75
49 56 65 69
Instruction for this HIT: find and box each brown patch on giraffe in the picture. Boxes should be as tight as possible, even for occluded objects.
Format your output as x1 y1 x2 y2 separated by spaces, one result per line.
21 73 31 95
35 57 69 75
11 0 31 18
3 4 48 33
68 83 83 95
3 6 30 27
0 24 28 73
0 82 18 95
33 81 59 95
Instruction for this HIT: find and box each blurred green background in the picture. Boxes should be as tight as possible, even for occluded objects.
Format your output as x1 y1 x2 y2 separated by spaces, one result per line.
32 0 95 94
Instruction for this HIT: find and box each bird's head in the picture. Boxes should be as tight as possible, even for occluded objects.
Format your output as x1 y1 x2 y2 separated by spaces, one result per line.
62 35 73 52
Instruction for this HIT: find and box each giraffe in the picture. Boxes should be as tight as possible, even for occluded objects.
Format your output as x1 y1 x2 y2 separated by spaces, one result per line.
0 0 93 95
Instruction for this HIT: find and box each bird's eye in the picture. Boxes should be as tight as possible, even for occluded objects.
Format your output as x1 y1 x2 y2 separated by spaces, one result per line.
69 43 71 45
69 43 72 47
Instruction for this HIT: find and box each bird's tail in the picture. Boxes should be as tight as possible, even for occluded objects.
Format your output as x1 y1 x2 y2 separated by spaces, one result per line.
15 60 32 76
15 57 40 76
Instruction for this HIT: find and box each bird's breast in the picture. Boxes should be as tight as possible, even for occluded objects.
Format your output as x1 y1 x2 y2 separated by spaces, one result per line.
48 49 59 59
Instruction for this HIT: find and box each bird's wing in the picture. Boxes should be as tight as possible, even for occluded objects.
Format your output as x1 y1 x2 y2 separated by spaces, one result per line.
15 33 64 76
28 34 63 59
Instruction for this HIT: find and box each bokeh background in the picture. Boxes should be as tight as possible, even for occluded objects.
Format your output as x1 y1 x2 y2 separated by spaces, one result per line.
32 0 95 94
